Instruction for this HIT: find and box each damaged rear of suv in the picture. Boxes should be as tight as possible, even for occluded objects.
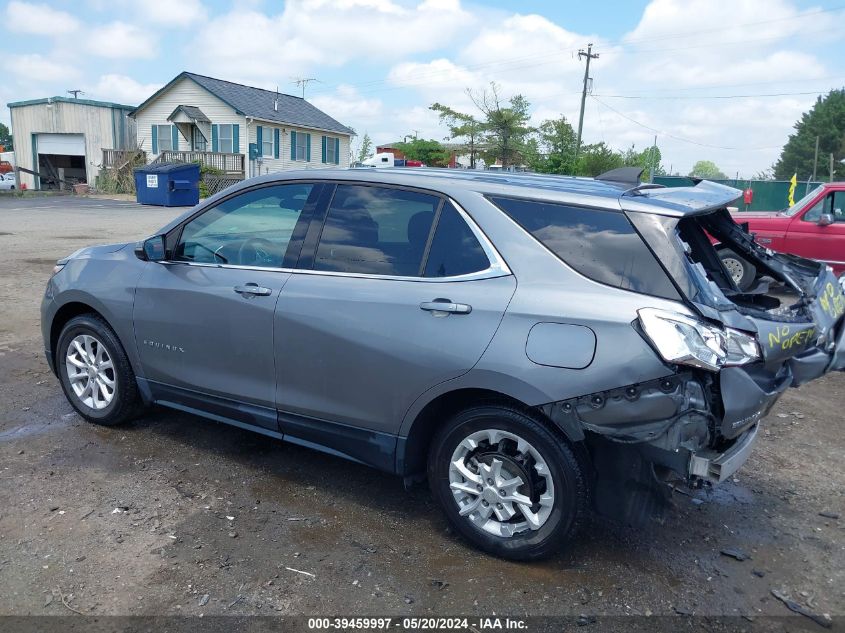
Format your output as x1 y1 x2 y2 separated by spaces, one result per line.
532 173 845 527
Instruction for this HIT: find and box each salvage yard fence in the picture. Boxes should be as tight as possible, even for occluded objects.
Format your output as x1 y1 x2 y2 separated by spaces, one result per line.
654 176 825 212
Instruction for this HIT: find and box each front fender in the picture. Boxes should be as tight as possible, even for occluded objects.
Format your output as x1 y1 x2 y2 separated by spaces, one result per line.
46 250 147 377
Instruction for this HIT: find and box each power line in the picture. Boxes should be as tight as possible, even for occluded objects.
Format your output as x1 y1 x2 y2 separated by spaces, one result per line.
593 90 830 100
590 95 783 151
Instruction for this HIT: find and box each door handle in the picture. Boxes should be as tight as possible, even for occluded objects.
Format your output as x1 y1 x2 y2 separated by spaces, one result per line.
234 283 272 296
419 299 472 315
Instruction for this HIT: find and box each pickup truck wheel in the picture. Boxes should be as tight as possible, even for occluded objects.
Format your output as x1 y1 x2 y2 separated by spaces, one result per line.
56 314 140 426
428 404 588 561
719 248 756 291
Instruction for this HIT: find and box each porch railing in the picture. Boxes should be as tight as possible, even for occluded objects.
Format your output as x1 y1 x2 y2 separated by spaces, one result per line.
159 150 245 178
102 148 146 169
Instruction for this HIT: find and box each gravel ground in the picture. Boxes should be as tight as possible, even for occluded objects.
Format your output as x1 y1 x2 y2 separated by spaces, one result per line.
0 195 843 627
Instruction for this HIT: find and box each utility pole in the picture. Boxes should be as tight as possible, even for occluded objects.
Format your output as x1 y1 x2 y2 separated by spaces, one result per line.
575 43 599 160
812 135 820 182
649 135 657 183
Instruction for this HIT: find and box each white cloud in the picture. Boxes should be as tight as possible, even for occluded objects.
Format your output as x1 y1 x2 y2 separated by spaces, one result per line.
88 75 162 105
135 0 206 26
6 1 80 35
310 85 384 131
187 0 475 84
379 0 838 176
8 54 79 82
85 22 156 59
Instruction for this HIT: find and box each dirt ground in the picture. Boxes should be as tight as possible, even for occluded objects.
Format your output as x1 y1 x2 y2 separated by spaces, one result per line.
0 196 843 626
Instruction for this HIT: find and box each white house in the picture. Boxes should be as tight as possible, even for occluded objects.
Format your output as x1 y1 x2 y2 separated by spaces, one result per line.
131 72 354 179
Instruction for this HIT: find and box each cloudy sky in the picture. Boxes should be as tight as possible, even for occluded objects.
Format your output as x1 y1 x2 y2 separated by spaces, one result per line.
3 0 844 176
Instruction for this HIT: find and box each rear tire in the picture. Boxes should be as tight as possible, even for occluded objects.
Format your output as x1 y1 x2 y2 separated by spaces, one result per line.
719 248 756 291
427 404 588 561
56 314 140 426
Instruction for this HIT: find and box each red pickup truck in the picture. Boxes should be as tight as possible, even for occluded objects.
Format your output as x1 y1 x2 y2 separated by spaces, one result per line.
719 182 845 289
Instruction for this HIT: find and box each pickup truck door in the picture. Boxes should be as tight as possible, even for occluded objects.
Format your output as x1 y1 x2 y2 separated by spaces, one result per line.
785 188 845 275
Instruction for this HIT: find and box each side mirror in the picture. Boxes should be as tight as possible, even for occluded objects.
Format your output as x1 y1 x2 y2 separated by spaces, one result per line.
135 235 166 261
818 213 834 227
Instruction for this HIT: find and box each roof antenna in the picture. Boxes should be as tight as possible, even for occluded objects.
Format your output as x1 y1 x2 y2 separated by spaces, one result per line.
292 77 320 99
67 89 84 99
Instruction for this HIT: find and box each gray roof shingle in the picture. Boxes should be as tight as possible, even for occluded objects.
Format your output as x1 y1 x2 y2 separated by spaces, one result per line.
184 72 353 136
168 104 210 123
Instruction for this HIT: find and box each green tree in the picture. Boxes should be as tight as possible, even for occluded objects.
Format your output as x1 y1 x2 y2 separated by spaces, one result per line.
620 144 665 180
430 103 485 168
529 116 577 174
356 132 373 163
0 123 12 150
576 142 624 177
774 89 845 181
394 138 450 167
467 83 534 168
689 160 727 179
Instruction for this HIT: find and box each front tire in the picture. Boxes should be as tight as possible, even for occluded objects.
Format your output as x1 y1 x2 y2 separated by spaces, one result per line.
428 404 588 561
56 314 140 426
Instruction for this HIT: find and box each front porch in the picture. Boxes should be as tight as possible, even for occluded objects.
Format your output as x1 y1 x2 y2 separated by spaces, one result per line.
163 105 245 179
158 150 245 178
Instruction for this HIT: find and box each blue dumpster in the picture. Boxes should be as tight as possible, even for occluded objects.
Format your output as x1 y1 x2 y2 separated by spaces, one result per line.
134 163 200 207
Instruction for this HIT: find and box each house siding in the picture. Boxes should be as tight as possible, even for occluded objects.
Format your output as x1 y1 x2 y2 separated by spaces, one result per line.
133 76 245 160
9 100 135 190
247 121 350 176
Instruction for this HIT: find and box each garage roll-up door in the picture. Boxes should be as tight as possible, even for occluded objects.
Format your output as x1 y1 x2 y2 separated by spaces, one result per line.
36 134 85 156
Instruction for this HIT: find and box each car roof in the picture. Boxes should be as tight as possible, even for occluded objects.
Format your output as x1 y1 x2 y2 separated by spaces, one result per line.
220 168 744 218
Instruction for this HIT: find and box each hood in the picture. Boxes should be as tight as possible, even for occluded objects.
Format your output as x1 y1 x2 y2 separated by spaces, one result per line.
57 242 130 265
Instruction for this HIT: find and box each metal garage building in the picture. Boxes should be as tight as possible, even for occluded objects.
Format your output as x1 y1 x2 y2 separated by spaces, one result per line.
7 96 136 190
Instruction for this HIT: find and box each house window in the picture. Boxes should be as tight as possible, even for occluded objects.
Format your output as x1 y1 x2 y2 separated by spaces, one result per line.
262 130 274 157
156 125 173 152
218 124 233 153
296 138 307 161
326 137 336 164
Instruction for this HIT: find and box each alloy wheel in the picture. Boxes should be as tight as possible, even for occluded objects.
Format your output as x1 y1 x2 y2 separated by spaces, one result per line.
65 334 116 410
448 428 555 538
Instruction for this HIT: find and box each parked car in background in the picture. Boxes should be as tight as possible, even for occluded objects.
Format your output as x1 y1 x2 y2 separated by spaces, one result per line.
0 173 16 190
0 160 13 174
42 169 845 560
718 182 845 289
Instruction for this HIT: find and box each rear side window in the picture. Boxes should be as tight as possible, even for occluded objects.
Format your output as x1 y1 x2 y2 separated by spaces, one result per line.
490 196 679 299
423 202 490 277
314 185 439 276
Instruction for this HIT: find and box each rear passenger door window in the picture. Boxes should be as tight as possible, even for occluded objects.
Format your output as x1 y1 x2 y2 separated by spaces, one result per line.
314 185 439 276
423 202 490 277
312 185 493 278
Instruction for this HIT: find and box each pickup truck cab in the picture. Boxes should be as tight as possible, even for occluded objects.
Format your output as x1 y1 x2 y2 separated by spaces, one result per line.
720 182 845 289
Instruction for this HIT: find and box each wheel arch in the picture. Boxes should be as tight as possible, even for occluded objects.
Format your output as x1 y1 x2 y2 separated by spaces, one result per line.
396 386 587 479
48 298 136 378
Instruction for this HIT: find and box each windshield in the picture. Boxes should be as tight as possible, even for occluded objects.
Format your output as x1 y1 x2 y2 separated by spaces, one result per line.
784 185 824 216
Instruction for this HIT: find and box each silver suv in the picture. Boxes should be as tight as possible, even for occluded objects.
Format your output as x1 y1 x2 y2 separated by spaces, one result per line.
42 167 845 560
